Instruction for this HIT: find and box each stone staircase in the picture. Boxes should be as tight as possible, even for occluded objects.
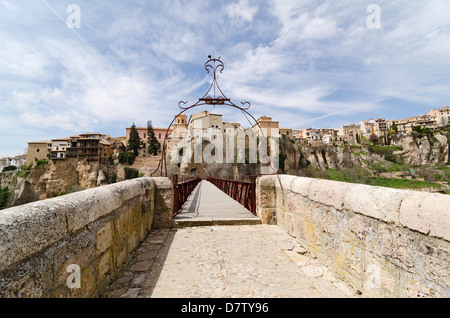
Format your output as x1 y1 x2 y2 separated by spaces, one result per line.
129 156 162 173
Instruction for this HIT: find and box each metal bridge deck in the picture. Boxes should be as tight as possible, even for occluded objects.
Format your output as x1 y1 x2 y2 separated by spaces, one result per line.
172 180 261 227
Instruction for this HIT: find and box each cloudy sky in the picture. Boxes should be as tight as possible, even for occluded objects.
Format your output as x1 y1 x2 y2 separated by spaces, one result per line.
1 0 449 157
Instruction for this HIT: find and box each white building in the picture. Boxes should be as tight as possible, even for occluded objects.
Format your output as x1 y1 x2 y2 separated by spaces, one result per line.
428 106 450 127
49 138 70 160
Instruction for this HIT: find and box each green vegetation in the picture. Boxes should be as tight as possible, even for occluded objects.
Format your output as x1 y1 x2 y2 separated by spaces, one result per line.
305 166 371 184
35 159 49 167
412 126 433 134
279 151 287 174
367 144 404 164
391 122 398 134
369 161 411 173
17 164 32 178
2 165 17 172
127 123 143 156
147 120 161 156
118 152 136 165
436 124 450 132
50 184 85 198
365 177 442 190
304 165 447 192
0 186 11 209
124 167 140 180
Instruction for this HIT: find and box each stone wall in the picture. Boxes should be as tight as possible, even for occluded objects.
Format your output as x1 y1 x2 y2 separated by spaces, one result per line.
0 177 172 298
256 175 450 297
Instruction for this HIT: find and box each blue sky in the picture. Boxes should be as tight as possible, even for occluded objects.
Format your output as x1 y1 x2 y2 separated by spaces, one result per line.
1 0 449 157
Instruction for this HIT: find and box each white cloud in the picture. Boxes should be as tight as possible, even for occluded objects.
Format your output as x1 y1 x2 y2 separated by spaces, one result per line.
226 0 259 25
0 0 449 157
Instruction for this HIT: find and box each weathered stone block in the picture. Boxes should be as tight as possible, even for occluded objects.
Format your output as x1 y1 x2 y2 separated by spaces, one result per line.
257 207 277 225
258 188 276 208
114 246 128 270
96 221 113 254
275 175 297 193
114 207 132 241
344 184 408 223
0 201 68 270
308 179 348 210
400 192 450 242
257 175 276 188
286 193 305 215
153 178 173 229
97 250 112 278
71 263 96 298
290 177 315 197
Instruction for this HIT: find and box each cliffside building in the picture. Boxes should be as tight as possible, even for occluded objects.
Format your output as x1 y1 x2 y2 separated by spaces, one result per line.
428 106 450 127
49 138 70 160
26 141 52 165
252 116 280 138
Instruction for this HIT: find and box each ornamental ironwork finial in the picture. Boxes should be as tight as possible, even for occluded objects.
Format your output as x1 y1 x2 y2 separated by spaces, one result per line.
178 56 251 111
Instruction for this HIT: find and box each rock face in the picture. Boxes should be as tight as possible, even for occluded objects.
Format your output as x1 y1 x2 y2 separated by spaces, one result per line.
281 133 449 174
392 133 449 166
8 159 104 207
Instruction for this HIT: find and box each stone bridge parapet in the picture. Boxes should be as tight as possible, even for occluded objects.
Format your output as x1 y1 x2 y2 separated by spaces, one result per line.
257 175 450 298
0 177 172 297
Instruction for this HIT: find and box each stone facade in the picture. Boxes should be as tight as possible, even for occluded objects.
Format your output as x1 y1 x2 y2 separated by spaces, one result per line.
26 141 52 165
256 175 450 298
0 177 172 298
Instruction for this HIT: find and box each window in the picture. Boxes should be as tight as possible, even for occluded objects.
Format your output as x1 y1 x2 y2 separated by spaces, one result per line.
37 149 40 152
159 134 162 139
144 133 146 138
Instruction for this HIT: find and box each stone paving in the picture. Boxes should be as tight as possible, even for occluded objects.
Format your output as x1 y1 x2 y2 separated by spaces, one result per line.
104 224 356 298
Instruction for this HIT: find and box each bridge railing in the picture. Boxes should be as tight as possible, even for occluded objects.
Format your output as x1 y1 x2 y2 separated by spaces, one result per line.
207 176 257 215
173 175 202 216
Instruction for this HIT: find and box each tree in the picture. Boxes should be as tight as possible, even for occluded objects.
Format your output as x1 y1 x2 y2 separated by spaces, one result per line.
369 134 379 144
118 152 136 165
127 123 143 156
391 122 398 134
147 121 161 156
0 186 11 210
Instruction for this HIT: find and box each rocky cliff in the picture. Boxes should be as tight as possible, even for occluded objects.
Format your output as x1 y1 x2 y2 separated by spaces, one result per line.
280 132 449 175
391 133 449 166
3 158 117 208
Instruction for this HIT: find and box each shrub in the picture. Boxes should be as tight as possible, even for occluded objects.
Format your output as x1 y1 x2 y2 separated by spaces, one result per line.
279 151 287 173
17 164 32 178
66 184 85 194
367 145 403 164
0 186 11 209
35 159 49 167
2 165 17 172
118 152 136 165
124 167 140 180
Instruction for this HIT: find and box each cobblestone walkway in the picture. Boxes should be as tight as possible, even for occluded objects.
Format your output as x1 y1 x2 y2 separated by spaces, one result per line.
105 224 356 298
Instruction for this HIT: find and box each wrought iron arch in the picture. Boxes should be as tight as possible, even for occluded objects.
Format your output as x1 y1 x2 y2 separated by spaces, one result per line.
150 57 271 178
